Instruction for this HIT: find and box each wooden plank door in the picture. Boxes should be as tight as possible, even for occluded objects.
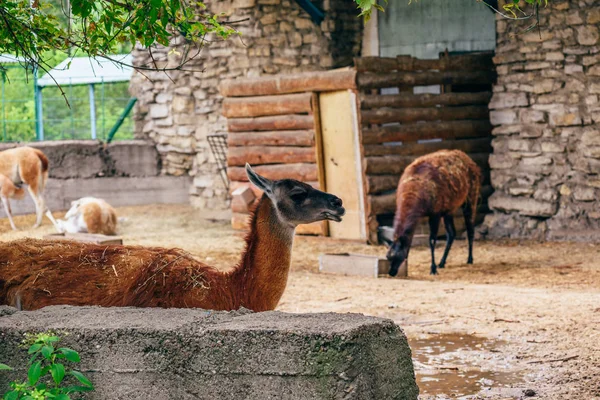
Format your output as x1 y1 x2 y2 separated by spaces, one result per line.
318 90 367 241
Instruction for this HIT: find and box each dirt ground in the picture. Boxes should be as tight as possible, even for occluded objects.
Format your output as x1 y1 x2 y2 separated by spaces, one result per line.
1 204 599 400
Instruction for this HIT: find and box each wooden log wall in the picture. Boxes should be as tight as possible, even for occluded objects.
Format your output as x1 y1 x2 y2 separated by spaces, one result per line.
221 68 357 236
354 52 496 243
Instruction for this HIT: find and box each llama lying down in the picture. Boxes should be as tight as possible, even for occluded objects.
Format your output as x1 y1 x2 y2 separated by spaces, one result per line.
0 164 345 311
56 197 118 236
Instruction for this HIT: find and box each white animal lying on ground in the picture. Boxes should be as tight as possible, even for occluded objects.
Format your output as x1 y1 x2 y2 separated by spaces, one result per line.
56 197 118 236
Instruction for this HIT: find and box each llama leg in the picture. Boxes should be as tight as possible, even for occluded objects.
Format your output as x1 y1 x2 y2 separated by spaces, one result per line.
463 203 475 264
428 215 441 275
26 186 43 228
438 214 456 269
41 195 60 230
1 196 18 231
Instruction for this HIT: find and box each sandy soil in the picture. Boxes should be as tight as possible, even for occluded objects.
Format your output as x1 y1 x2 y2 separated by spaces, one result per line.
1 204 599 399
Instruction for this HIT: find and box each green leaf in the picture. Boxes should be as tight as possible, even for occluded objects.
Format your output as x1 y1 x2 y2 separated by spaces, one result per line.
3 391 19 400
64 385 94 394
0 363 12 370
28 344 43 354
28 361 42 386
70 371 93 388
58 348 80 363
55 395 70 400
41 345 54 360
51 364 66 385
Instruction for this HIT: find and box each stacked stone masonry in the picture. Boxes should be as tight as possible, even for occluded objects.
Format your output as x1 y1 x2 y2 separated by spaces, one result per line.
130 0 362 211
486 0 600 240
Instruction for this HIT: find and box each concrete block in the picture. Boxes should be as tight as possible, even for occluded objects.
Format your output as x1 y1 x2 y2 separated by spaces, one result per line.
0 306 419 400
319 253 395 278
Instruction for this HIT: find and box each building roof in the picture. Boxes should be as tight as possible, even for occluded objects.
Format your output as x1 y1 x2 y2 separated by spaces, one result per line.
0 54 27 64
37 54 133 87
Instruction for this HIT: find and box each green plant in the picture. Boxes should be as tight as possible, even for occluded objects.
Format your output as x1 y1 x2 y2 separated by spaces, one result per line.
0 332 94 400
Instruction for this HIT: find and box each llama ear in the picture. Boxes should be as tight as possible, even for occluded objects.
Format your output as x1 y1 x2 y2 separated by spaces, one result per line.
246 163 274 196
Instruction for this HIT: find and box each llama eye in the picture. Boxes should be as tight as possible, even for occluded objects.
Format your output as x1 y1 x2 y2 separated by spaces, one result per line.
290 191 307 202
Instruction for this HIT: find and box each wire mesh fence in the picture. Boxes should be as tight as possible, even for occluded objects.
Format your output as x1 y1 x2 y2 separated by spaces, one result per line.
0 63 135 142
207 134 230 191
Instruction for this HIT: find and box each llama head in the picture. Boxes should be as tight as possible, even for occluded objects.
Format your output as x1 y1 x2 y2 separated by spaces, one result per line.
386 236 410 277
245 163 345 227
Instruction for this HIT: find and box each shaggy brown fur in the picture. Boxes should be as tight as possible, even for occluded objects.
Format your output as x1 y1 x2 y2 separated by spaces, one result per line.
0 166 345 311
0 146 58 229
387 150 481 276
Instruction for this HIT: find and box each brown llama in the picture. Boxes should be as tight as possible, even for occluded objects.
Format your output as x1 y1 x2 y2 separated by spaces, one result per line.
386 150 481 276
0 164 345 311
0 146 59 230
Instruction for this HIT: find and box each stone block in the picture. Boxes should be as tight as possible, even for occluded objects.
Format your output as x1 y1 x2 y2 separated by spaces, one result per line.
588 9 600 24
489 154 514 169
581 129 600 146
489 194 557 217
489 92 529 109
545 52 565 61
520 110 547 124
0 307 419 400
233 0 256 8
509 187 534 196
573 187 595 201
520 125 544 138
576 25 599 46
150 104 169 119
260 12 278 25
490 110 518 125
541 142 566 153
508 139 534 152
523 30 554 43
565 64 584 74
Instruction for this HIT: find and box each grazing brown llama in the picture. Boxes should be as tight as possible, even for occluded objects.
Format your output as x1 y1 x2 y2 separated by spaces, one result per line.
0 164 345 311
0 146 59 230
386 150 481 276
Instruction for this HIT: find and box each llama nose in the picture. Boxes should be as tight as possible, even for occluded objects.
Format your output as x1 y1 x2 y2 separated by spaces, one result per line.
330 196 343 208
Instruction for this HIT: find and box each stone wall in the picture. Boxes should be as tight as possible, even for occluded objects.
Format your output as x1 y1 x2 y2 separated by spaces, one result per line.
485 0 600 241
0 306 419 399
130 0 363 211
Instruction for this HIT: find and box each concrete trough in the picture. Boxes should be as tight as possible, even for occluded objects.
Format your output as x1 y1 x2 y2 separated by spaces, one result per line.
0 306 419 400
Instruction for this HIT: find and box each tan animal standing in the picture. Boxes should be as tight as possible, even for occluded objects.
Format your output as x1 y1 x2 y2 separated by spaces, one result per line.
56 197 118 236
0 146 58 230
0 173 26 231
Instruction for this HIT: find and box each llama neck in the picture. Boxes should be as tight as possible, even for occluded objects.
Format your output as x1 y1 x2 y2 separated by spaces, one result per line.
231 195 295 311
393 188 428 240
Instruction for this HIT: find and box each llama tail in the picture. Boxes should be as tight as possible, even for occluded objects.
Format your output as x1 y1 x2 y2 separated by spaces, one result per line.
33 149 49 173
33 149 49 191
